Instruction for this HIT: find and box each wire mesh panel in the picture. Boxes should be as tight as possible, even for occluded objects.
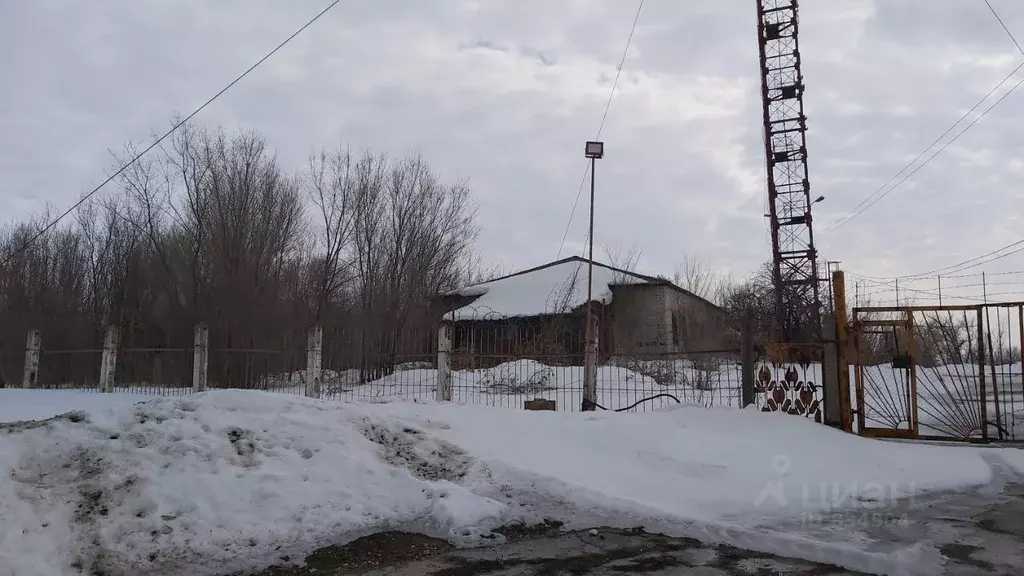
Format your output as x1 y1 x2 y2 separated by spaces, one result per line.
206 348 306 394
449 310 586 409
37 349 103 390
446 306 742 412
114 348 194 396
1 347 20 388
603 352 743 412
321 323 438 402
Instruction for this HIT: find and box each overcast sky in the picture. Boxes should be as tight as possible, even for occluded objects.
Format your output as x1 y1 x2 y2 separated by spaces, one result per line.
3 0 1024 298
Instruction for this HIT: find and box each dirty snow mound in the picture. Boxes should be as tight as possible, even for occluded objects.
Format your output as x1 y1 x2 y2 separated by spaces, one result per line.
0 392 507 576
360 422 474 482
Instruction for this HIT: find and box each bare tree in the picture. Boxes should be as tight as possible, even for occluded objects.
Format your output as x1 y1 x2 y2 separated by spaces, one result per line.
673 257 727 303
0 120 483 389
305 147 358 321
601 243 642 272
464 254 509 285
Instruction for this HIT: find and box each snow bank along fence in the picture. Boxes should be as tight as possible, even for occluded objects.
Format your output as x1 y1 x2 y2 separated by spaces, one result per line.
8 309 843 417
850 301 1024 443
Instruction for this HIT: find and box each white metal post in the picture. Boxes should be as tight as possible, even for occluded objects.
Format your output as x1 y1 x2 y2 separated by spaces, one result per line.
99 325 119 393
306 325 323 398
437 323 452 402
22 329 41 389
192 323 209 392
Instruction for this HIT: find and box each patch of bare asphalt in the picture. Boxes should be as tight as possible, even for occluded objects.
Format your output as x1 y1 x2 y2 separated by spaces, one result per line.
243 526 866 576
244 532 456 576
236 477 1024 576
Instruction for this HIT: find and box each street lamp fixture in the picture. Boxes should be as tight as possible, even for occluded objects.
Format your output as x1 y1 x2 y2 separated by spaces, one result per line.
813 195 825 204
585 141 604 159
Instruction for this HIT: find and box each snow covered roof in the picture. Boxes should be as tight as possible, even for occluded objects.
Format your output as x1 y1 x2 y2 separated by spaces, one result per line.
447 257 671 321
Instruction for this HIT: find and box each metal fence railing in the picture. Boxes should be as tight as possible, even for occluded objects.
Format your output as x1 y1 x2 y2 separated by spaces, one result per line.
115 348 193 396
4 319 750 414
38 349 103 390
445 351 744 412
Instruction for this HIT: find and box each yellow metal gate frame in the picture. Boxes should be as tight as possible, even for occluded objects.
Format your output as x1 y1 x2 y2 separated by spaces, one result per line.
852 311 920 439
849 303 1024 443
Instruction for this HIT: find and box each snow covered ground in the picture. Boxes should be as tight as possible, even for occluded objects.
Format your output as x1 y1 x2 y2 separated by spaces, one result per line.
69 358 746 412
2 389 1024 576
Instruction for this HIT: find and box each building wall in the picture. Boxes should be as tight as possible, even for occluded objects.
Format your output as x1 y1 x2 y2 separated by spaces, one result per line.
609 285 730 356
608 285 673 355
663 287 732 351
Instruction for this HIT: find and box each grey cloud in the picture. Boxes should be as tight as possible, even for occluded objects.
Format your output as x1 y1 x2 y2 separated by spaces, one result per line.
2 0 1024 284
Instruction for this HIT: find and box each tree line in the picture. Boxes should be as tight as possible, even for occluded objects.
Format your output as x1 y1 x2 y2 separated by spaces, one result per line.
0 118 851 388
0 120 477 386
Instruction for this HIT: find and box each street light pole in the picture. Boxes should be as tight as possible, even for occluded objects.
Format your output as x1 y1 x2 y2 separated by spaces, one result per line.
583 141 604 411
588 154 595 319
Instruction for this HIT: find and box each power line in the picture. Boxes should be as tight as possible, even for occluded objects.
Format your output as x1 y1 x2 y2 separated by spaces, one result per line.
858 280 1024 298
851 269 1024 282
845 238 1024 284
910 239 1024 278
825 66 1024 234
939 269 1024 279
826 1 1024 234
983 0 1024 56
869 290 1024 304
0 0 342 269
555 0 645 258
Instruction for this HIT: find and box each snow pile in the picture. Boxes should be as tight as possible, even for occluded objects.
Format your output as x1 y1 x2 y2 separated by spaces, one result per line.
0 392 505 576
475 360 556 394
365 401 995 521
0 390 146 423
0 389 1020 576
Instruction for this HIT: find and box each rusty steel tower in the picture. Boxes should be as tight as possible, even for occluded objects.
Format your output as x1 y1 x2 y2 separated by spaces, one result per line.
756 0 822 341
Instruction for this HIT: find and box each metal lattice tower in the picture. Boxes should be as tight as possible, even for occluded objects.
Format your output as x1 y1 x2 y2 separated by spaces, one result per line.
756 0 822 341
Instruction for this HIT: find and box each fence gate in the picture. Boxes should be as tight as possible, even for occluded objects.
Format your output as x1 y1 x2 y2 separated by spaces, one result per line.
851 304 1024 443
851 312 920 438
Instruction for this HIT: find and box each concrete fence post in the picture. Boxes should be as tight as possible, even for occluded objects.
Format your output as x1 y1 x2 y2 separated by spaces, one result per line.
437 323 452 402
99 325 119 393
22 329 41 389
306 325 323 398
582 312 599 411
192 323 209 392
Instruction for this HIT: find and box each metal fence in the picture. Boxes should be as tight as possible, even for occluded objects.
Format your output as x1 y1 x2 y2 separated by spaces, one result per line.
5 312 759 414
444 350 745 412
38 348 103 390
